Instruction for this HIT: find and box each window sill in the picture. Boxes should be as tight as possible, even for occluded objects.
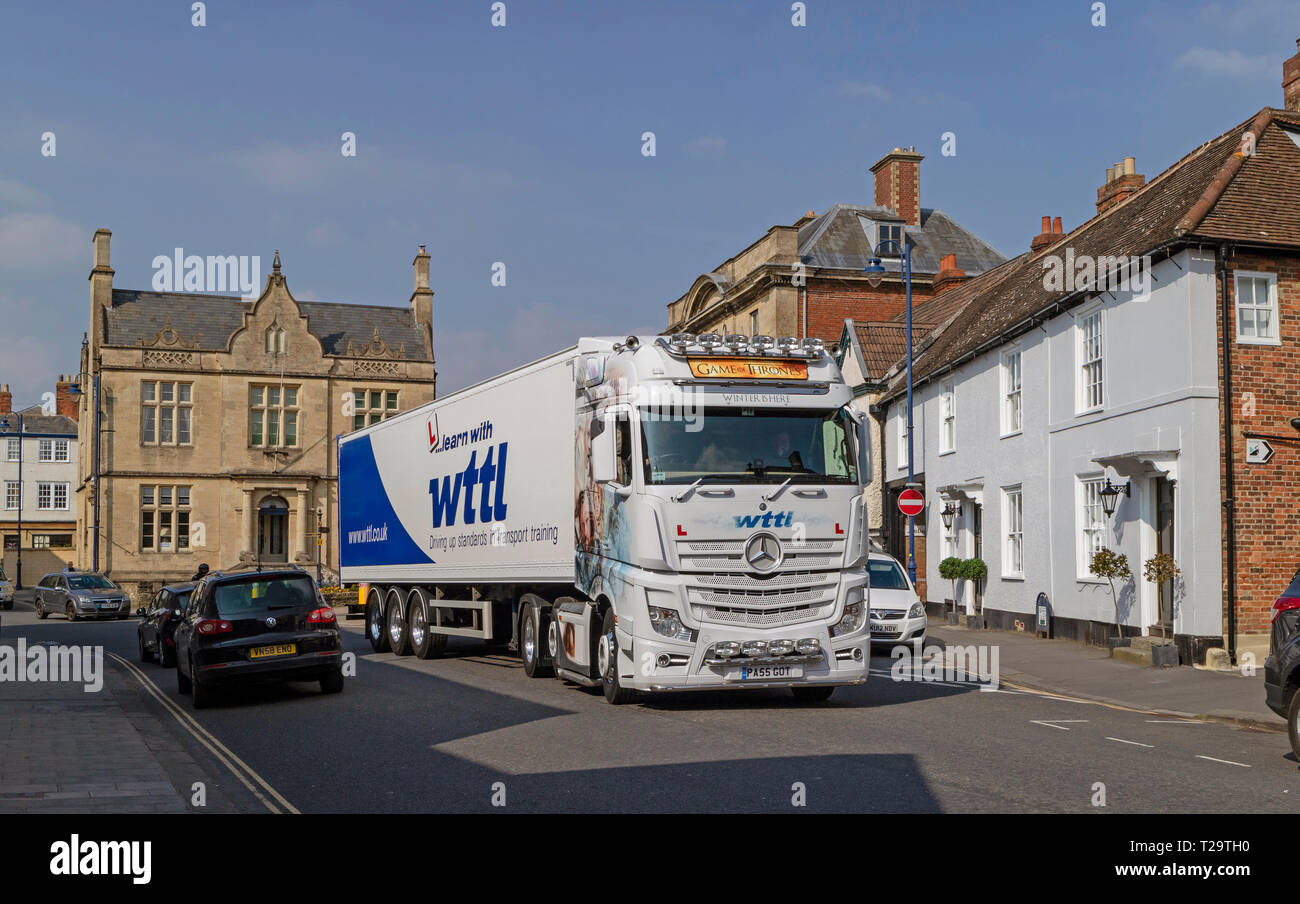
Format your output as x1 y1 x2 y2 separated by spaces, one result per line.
939 449 956 457
1076 576 1107 585
1074 406 1102 418
1001 574 1025 581
1235 336 1281 347
999 430 1022 440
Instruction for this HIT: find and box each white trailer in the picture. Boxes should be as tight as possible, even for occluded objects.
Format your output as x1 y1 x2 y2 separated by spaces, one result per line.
338 334 873 703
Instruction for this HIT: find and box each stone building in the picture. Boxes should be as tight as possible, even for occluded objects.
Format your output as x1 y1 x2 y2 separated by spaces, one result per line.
77 230 437 601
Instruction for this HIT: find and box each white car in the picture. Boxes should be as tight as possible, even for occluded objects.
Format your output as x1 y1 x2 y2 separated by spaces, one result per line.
0 569 13 610
868 553 927 646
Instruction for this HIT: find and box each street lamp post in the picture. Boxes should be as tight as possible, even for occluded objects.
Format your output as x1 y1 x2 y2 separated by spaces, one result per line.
863 238 916 585
66 371 101 572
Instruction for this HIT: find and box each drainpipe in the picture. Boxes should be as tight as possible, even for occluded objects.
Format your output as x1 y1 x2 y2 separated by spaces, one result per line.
1218 242 1237 666
801 286 807 339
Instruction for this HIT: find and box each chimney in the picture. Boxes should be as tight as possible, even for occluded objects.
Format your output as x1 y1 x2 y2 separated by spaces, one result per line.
410 244 434 354
88 228 114 360
932 252 968 293
870 146 924 227
0 384 10 416
56 375 78 422
1096 157 1145 215
1285 38 1300 111
1031 215 1065 251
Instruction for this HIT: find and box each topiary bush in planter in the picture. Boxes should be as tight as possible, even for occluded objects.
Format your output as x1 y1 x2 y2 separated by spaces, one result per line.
960 558 988 627
939 557 964 620
1089 547 1132 645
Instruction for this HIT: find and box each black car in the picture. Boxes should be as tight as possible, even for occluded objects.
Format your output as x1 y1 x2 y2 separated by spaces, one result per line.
174 569 344 708
137 583 194 667
1264 570 1300 759
33 572 131 620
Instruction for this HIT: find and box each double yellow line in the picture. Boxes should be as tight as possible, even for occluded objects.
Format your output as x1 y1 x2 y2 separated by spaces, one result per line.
108 652 300 814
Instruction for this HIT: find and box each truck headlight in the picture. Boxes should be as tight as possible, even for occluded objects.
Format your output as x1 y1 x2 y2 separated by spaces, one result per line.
909 602 926 619
831 600 866 637
647 606 695 642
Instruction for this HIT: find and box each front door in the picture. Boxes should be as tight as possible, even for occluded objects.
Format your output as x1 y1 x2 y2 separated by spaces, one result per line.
971 501 984 610
1154 477 1175 635
257 497 289 564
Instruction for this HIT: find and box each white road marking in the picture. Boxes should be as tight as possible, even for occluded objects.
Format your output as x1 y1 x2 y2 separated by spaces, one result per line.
1106 737 1154 748
1144 719 1206 724
1030 720 1089 731
1196 755 1251 768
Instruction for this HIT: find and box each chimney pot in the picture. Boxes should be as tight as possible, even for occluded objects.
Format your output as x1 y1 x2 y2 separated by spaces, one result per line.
1053 216 1063 234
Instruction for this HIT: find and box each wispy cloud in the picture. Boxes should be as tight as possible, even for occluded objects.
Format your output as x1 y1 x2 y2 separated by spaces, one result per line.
1174 47 1274 78
840 81 891 101
0 178 49 209
0 212 83 269
686 135 726 156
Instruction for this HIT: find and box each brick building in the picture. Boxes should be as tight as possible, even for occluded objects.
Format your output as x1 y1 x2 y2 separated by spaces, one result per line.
872 39 1300 664
77 230 438 601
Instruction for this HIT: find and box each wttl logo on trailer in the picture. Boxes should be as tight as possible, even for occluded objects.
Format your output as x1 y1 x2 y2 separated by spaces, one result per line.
429 442 510 527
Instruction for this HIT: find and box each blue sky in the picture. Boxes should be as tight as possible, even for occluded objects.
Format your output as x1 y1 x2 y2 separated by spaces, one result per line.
1 0 1296 405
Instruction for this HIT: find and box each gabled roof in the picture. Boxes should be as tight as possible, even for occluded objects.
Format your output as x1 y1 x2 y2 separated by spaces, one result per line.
879 106 1300 403
0 408 77 437
103 289 430 360
797 203 1007 275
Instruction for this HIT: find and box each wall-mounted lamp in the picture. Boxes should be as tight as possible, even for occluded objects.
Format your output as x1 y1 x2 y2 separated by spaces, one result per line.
1099 478 1131 518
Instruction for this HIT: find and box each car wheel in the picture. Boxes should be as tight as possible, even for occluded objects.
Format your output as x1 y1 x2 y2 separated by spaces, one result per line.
1287 685 1300 762
65 602 76 622
35 600 47 619
408 588 447 660
791 686 835 702
2 599 11 611
138 631 151 663
520 597 553 678
320 668 344 694
191 657 215 709
366 587 390 654
177 654 193 694
598 607 636 704
158 643 175 668
387 589 412 656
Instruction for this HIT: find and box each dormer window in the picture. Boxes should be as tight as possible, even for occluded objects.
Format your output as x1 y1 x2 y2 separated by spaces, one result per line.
265 325 286 355
878 223 902 252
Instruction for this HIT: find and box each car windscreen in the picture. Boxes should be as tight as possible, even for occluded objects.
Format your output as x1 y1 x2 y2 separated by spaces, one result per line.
172 591 192 610
213 577 317 618
67 575 117 590
867 559 911 590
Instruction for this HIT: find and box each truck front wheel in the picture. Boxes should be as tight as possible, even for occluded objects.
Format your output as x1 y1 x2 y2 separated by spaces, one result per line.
598 607 637 704
387 588 412 656
520 596 553 678
366 587 390 654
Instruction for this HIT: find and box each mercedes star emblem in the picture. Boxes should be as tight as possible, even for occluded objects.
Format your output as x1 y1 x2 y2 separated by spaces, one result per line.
744 531 783 572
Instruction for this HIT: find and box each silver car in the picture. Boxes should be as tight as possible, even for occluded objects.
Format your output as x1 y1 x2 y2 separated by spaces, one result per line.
33 572 131 620
0 564 12 610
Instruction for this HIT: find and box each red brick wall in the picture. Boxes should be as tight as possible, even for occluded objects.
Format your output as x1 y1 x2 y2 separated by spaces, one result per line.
804 278 934 346
1218 251 1300 636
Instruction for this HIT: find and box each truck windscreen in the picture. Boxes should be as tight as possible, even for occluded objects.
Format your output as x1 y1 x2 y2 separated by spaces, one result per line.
640 407 858 485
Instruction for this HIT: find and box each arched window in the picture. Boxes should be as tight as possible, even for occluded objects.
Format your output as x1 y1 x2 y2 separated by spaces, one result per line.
265 325 286 354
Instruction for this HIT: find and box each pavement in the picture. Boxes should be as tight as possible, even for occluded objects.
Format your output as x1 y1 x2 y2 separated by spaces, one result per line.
928 620 1287 732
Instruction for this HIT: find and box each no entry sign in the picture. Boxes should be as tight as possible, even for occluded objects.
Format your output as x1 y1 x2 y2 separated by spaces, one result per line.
898 488 925 517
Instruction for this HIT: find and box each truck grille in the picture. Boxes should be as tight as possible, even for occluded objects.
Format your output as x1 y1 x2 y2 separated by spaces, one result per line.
687 575 837 628
676 539 843 572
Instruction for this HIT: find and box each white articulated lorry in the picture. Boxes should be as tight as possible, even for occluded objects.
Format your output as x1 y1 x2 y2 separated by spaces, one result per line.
337 333 873 703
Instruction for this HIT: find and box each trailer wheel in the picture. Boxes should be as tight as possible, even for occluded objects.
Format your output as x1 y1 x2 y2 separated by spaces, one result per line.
366 587 390 653
408 587 448 660
598 606 637 704
519 596 553 678
387 587 412 656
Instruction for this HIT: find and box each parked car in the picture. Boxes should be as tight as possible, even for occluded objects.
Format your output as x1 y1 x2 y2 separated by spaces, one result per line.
868 553 928 647
0 564 12 610
33 572 130 620
1263 569 1300 759
137 582 195 667
174 569 344 708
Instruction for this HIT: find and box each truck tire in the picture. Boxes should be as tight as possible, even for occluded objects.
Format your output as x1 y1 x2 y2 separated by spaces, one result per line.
366 587 390 654
598 606 637 704
387 587 412 656
520 596 553 678
791 686 835 702
1287 684 1300 762
408 587 447 660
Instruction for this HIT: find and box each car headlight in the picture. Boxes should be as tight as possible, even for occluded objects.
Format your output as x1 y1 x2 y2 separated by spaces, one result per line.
647 605 695 642
909 602 926 619
831 600 866 637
